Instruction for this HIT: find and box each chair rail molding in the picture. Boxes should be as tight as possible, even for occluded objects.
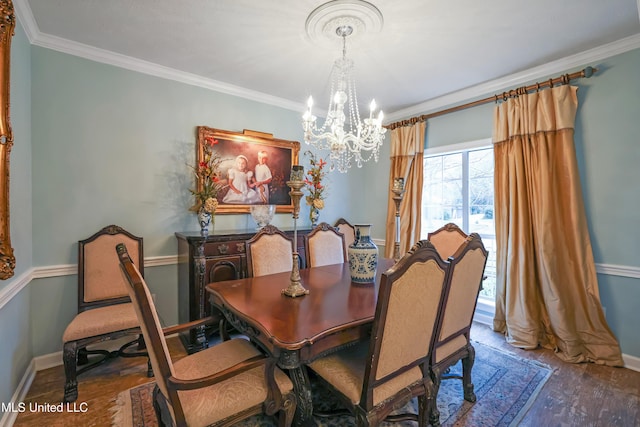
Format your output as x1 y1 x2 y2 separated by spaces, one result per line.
596 263 640 279
0 255 178 310
0 267 30 309
0 259 637 312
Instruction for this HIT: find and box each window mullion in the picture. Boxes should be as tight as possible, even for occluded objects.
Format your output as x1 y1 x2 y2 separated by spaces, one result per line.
462 151 469 232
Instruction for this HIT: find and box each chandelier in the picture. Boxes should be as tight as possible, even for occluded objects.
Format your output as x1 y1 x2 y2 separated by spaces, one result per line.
302 22 386 173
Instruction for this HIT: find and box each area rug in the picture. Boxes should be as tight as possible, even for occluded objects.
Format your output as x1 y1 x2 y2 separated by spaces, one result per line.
111 342 552 426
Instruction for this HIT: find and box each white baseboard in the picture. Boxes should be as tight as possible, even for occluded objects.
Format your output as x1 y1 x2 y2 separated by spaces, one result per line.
473 311 494 327
0 359 36 427
622 353 640 372
33 351 63 372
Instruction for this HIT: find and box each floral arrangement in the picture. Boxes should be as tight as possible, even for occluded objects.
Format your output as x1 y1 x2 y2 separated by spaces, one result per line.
189 136 223 214
304 150 328 213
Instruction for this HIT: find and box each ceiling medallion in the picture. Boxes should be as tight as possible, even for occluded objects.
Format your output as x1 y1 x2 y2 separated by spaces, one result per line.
305 0 384 48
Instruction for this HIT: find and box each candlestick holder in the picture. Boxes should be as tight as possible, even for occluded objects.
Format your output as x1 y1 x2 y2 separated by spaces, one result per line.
282 167 309 298
392 177 406 262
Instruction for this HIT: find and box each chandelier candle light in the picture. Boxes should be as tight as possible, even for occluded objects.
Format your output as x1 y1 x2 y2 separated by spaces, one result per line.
282 165 310 297
302 5 387 173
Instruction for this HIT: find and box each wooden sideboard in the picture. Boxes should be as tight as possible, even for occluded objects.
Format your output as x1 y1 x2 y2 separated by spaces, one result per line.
175 227 311 352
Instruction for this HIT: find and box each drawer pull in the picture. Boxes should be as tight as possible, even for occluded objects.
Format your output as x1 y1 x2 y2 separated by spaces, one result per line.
236 243 245 253
217 244 229 255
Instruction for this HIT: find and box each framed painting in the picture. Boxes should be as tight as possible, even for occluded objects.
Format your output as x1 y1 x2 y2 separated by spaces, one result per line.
195 127 300 214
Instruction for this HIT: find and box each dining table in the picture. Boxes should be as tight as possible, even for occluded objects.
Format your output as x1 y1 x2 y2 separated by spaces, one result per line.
206 258 396 426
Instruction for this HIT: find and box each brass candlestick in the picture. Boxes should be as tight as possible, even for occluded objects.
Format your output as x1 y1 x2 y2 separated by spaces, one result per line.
392 177 406 262
282 167 309 297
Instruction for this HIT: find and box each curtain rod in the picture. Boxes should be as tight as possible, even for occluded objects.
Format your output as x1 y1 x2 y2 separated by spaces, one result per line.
385 66 597 131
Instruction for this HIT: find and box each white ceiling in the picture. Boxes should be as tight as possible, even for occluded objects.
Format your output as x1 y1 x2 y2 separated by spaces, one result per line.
17 0 640 122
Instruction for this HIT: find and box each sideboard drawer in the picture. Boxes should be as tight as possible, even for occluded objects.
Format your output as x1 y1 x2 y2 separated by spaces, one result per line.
204 240 247 257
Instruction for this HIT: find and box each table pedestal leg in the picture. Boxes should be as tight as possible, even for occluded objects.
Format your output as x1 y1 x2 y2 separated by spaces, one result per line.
288 366 315 426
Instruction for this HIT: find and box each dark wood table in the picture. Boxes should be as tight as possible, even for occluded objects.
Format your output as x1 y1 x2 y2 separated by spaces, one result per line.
206 259 395 426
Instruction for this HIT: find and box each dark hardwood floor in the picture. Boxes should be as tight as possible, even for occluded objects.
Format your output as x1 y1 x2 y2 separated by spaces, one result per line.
11 322 640 426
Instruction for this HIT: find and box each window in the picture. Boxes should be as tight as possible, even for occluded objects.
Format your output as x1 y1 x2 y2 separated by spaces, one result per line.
421 139 496 310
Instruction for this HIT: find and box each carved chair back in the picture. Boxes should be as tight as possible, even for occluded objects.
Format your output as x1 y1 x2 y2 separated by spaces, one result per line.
427 222 468 261
429 233 488 425
118 245 175 408
360 240 450 412
433 233 488 365
78 224 143 312
246 224 293 277
304 222 347 268
334 217 356 250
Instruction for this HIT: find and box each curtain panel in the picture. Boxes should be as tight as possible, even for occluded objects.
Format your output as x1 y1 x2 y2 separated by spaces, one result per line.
385 122 425 258
492 85 623 366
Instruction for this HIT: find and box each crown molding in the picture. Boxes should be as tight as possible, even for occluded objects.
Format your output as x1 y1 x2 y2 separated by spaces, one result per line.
15 0 640 120
385 33 640 122
12 0 38 43
33 32 304 113
12 0 302 113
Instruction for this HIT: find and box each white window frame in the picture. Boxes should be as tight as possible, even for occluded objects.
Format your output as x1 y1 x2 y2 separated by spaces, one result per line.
424 138 495 325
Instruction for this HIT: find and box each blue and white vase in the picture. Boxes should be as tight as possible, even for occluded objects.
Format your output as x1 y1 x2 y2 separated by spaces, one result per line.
197 208 212 237
348 224 378 284
310 206 320 227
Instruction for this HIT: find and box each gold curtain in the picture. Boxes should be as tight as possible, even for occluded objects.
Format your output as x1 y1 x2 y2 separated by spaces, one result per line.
384 121 425 258
493 85 623 366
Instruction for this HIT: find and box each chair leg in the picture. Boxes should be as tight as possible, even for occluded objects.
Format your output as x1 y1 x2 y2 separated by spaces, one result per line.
118 335 153 377
417 394 430 427
429 372 442 427
277 392 296 427
153 385 172 427
63 341 78 403
462 345 477 403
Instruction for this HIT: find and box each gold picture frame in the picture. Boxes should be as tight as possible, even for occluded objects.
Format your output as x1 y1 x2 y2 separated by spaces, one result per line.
0 0 15 280
196 127 300 214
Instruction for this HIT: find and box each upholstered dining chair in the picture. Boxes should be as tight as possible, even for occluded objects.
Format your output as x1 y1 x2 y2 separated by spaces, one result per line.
62 225 149 403
304 222 347 268
427 222 469 260
429 233 488 426
117 243 296 427
305 240 451 426
334 217 356 250
214 225 296 341
245 224 294 278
